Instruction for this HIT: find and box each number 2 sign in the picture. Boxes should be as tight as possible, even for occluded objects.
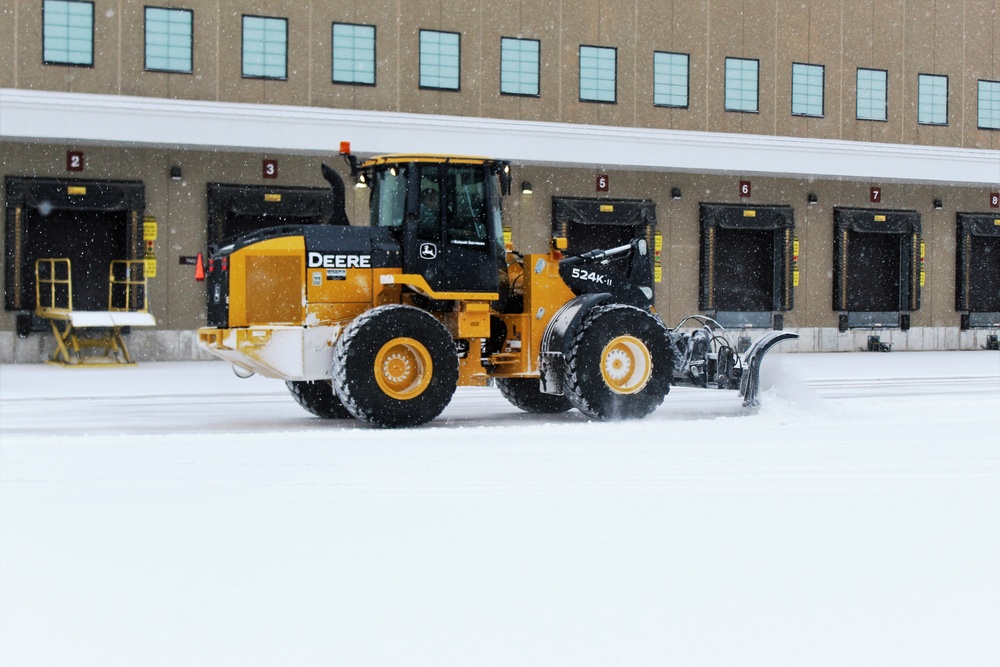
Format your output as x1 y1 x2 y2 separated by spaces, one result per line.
67 151 84 172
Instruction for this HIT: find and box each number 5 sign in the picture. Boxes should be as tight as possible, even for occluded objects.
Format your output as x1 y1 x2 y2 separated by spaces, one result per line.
596 174 609 192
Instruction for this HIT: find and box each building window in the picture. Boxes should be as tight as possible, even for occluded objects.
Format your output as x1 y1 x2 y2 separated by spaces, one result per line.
419 30 460 90
579 45 616 103
332 22 375 85
724 57 758 112
791 63 824 117
979 80 1000 130
144 7 192 73
653 51 689 108
242 15 287 80
500 37 539 97
42 0 93 66
918 74 948 125
856 68 887 121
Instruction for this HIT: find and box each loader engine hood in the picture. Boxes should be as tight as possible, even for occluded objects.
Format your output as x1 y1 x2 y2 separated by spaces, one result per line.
205 225 401 328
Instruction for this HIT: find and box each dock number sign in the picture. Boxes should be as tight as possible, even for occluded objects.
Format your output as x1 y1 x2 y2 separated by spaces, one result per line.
66 151 84 172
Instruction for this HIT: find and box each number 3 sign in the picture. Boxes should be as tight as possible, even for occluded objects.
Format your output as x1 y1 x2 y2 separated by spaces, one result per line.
263 159 278 179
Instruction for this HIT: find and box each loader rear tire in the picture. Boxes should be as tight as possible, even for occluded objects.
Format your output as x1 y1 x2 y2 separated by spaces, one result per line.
495 377 573 414
286 380 352 419
333 305 459 428
564 305 672 420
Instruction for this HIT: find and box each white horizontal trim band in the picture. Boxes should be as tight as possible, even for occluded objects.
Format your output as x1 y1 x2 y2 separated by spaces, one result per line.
2 88 998 186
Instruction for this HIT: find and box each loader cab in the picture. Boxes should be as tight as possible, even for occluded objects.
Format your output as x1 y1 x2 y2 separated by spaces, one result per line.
362 156 510 299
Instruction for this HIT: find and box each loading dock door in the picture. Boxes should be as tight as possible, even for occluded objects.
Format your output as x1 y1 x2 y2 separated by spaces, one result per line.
699 203 794 328
833 207 920 328
551 196 657 294
4 177 144 314
207 183 345 246
956 212 1000 327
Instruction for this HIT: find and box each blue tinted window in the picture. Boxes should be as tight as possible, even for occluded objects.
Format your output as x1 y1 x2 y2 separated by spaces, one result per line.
792 63 824 117
145 7 193 73
653 52 689 108
979 80 1000 130
857 68 887 121
420 30 460 90
580 45 616 103
918 74 948 125
725 58 758 112
43 0 93 66
242 15 287 80
501 37 539 96
332 23 375 85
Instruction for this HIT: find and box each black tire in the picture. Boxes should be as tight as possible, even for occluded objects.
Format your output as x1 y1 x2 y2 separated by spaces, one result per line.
332 305 459 428
285 380 352 419
495 377 573 414
564 304 672 420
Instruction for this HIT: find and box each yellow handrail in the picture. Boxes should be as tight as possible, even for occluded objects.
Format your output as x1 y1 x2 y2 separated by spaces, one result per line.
108 260 149 312
35 258 73 312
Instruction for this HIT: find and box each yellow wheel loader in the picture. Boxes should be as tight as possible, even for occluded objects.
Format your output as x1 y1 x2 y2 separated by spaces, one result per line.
198 149 795 427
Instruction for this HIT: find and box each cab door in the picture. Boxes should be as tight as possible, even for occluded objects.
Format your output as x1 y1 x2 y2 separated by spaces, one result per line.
408 163 501 295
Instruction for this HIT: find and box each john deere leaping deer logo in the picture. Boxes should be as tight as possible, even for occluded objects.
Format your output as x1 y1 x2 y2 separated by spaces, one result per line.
419 242 438 259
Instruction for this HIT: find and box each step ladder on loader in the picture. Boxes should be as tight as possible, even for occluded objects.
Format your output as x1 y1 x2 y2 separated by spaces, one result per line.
35 258 157 365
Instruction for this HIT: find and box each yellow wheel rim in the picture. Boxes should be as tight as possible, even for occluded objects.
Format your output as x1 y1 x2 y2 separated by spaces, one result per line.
374 337 433 400
600 335 651 395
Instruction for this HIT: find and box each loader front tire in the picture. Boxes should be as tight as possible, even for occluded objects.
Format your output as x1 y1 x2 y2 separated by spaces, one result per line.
286 380 352 419
495 377 573 414
333 305 459 428
564 305 672 420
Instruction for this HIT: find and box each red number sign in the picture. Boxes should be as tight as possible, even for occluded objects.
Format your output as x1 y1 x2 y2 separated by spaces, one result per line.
870 186 882 203
67 151 84 172
990 192 999 209
739 181 751 198
596 174 609 192
263 160 278 179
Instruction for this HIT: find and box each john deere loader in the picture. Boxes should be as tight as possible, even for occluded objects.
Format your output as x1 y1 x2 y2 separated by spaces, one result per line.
197 149 795 427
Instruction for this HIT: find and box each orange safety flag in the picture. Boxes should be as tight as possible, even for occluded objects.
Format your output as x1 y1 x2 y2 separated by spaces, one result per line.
195 252 205 281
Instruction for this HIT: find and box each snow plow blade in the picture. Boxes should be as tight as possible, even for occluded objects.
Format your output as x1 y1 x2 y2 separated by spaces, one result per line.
738 331 799 408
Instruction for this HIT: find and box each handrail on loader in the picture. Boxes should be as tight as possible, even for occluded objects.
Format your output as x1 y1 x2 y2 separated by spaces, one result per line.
34 258 156 366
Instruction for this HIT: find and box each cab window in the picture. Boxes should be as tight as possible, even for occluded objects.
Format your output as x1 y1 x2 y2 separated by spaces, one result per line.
369 165 409 228
445 166 488 247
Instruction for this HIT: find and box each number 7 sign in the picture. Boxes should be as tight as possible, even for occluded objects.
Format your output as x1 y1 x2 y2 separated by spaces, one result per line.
870 186 882 203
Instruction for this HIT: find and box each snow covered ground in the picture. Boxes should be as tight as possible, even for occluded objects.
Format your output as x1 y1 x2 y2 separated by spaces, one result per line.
1 350 999 667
